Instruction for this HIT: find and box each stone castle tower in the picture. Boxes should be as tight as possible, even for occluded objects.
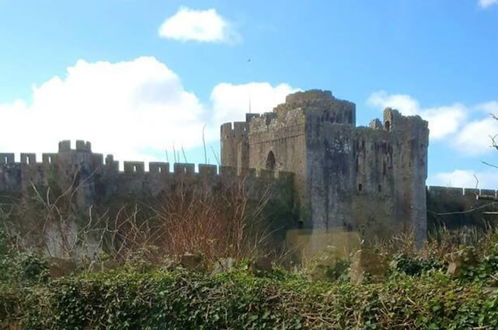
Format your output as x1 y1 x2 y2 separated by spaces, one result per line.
221 90 429 243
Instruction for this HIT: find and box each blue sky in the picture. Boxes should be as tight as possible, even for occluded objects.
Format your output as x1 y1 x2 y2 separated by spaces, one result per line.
0 0 497 188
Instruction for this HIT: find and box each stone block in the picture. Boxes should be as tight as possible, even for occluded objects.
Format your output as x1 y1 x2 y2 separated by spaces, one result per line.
47 257 78 278
58 140 71 152
211 257 235 275
124 161 144 174
199 164 217 177
0 153 15 164
180 253 205 271
149 162 169 174
351 249 388 284
20 153 36 164
42 153 57 164
76 140 91 152
250 256 273 275
446 248 478 277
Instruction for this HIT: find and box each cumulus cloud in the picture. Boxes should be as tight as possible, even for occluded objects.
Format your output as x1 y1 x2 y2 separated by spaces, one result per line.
0 57 295 162
476 101 498 114
454 116 498 155
479 0 498 8
367 91 466 139
158 7 239 43
431 169 498 189
210 82 299 125
0 57 205 161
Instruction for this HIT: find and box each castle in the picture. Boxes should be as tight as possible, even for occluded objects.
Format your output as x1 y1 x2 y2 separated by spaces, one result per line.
221 90 429 245
0 90 496 255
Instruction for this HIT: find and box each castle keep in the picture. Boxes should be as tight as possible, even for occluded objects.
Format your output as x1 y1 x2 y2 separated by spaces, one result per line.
221 90 429 243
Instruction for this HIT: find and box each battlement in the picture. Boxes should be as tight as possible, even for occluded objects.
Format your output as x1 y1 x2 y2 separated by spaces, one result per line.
0 153 14 164
0 141 295 200
285 89 352 105
285 89 334 104
220 122 249 139
426 185 498 231
383 108 428 133
427 186 498 198
0 148 294 180
58 140 92 152
274 90 356 125
222 90 357 140
0 152 58 165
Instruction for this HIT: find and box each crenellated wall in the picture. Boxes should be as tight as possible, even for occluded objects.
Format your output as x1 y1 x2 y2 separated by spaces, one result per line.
0 140 295 211
0 140 298 257
427 186 498 230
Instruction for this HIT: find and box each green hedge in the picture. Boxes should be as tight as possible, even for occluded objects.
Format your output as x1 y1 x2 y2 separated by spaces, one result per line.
2 269 498 329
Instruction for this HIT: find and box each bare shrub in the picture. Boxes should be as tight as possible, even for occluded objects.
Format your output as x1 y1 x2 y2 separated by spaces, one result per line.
104 178 273 265
1 167 276 267
0 171 103 258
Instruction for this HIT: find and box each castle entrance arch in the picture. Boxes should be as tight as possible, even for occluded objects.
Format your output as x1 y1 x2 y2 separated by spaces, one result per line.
266 151 276 170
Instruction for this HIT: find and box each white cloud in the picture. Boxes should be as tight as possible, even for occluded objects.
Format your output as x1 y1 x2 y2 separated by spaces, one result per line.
453 116 498 155
476 101 498 114
431 169 498 189
368 91 420 116
0 57 205 161
210 82 299 125
367 91 466 139
422 105 468 140
479 0 498 8
0 57 296 162
158 7 239 43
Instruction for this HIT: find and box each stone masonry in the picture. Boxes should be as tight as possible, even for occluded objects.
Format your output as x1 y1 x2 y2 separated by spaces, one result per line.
221 90 429 245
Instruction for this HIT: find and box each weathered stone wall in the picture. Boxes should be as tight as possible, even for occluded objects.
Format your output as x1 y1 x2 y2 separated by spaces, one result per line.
306 122 355 230
247 108 307 215
0 140 297 257
221 90 430 247
427 186 498 230
220 120 250 171
351 128 397 238
0 140 294 204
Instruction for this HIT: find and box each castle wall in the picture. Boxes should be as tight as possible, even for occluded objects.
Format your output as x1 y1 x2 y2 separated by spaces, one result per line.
427 186 498 230
347 111 429 244
0 141 294 206
386 109 429 244
247 109 307 212
351 128 397 238
220 121 249 171
305 122 355 230
0 141 297 257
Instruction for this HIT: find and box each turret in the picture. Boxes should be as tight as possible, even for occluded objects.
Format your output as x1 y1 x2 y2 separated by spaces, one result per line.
279 89 356 126
220 121 249 172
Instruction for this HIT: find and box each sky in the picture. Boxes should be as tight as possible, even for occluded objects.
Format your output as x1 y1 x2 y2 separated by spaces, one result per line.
0 0 497 188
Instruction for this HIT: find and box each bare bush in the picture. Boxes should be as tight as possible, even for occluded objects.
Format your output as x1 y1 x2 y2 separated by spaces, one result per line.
104 178 273 265
1 172 275 267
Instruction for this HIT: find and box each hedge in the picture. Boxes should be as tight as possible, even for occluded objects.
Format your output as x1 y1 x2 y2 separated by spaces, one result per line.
2 269 498 329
